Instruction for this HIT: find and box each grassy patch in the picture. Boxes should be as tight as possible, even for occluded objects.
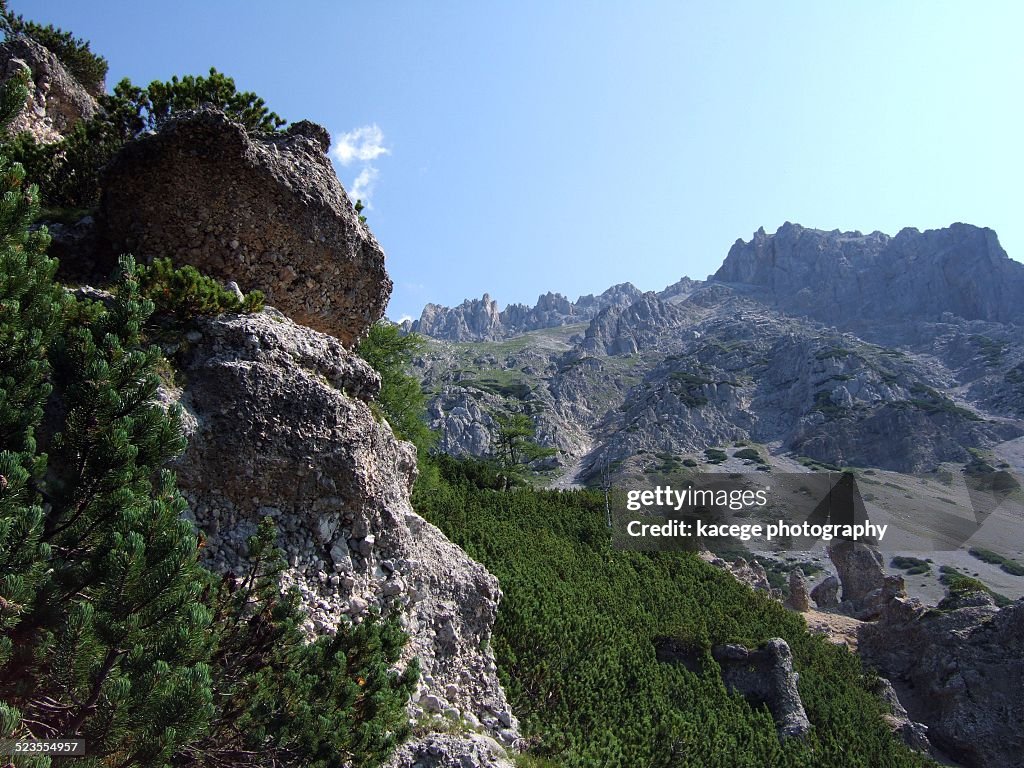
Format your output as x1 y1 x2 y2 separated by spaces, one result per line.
968 547 1024 577
890 556 931 576
938 565 1012 607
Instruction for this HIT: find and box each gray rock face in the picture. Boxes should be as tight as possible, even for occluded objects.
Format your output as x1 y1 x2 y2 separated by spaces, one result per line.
427 388 501 457
412 283 644 341
579 294 694 356
713 222 1024 328
810 575 840 609
783 569 810 612
873 677 932 754
828 540 884 603
384 732 514 768
0 36 99 144
712 639 811 740
860 593 1024 768
99 108 390 345
168 310 517 743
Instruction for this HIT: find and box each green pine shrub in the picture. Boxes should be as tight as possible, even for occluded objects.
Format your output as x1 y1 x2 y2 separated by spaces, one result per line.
182 518 417 768
137 257 264 323
415 459 933 767
4 65 287 209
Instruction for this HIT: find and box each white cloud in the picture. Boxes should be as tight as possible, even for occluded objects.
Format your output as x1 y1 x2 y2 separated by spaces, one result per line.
350 166 379 205
397 314 413 324
331 124 390 166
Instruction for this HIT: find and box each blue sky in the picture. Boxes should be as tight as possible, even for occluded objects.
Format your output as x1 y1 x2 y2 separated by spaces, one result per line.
26 1 1024 322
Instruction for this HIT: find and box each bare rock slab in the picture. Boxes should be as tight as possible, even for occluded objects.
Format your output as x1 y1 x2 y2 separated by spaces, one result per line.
99 108 390 345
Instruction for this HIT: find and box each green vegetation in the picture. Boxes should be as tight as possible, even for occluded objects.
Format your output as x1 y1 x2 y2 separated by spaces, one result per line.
968 547 1024 577
357 322 436 459
138 256 264 322
417 461 930 767
812 389 848 418
4 38 287 209
494 412 556 478
734 446 767 464
938 566 1012 608
970 335 1006 367
1 1 108 95
0 75 412 765
667 371 711 408
814 346 858 361
895 383 982 421
890 556 931 576
704 447 727 464
797 456 843 472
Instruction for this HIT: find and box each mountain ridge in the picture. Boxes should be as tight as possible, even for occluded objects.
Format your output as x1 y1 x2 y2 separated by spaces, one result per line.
410 222 1022 344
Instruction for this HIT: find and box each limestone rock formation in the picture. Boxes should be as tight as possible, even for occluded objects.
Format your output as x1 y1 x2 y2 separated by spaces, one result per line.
384 733 514 768
828 540 885 604
416 294 504 342
713 222 1024 329
411 283 645 341
810 575 840 609
699 553 773 594
859 592 1024 768
167 309 518 747
99 108 389 345
824 540 909 620
712 639 811 740
873 677 932 754
578 294 695 356
0 36 99 143
783 569 810 612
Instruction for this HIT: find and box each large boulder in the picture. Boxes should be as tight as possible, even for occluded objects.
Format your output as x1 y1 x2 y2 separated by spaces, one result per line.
810 574 840 609
859 592 1024 768
0 36 99 144
828 540 884 607
167 309 518 747
99 108 390 346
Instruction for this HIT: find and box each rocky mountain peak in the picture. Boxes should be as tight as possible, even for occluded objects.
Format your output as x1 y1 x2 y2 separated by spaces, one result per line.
713 222 1023 330
411 281 646 341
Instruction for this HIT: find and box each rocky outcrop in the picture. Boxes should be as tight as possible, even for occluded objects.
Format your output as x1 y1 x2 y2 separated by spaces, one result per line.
384 733 514 768
427 388 501 457
713 222 1024 328
416 295 504 342
872 677 932 754
712 639 811 740
579 294 694 356
411 283 645 341
859 592 1024 768
810 575 839 609
99 108 389 345
825 540 910 620
0 36 99 144
783 569 810 612
829 540 885 604
700 553 773 594
167 309 518 748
